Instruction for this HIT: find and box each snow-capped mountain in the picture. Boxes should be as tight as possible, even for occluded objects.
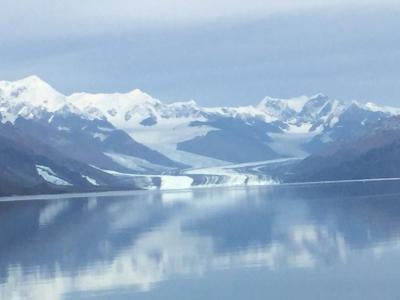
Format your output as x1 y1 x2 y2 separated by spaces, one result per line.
67 89 347 164
256 96 306 122
0 120 124 195
0 76 186 193
289 114 400 182
1 75 399 195
304 100 396 153
0 75 65 113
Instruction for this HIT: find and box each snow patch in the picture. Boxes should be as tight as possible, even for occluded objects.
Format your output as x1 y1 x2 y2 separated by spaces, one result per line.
365 102 400 115
93 132 107 141
36 165 72 186
82 175 99 186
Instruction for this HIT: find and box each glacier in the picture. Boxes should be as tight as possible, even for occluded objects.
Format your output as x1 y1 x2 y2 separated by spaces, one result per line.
2 75 400 193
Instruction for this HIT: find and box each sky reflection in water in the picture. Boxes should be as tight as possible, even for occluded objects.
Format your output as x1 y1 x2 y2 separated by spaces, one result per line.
1 183 400 299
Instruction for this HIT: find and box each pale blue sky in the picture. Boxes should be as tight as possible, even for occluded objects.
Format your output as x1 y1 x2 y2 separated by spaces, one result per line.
1 1 400 106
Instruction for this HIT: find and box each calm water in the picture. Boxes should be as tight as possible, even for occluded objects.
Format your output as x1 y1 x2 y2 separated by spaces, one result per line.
2 182 400 300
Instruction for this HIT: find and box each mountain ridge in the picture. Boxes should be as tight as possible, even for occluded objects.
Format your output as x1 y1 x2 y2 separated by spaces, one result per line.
1 75 400 195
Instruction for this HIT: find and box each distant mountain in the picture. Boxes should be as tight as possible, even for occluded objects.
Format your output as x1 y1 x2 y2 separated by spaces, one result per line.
0 76 184 174
177 117 281 163
289 116 400 182
2 75 400 195
0 121 123 195
304 101 390 154
69 90 350 164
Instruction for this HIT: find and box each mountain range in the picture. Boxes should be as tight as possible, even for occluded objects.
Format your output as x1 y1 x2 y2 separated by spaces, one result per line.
1 75 400 195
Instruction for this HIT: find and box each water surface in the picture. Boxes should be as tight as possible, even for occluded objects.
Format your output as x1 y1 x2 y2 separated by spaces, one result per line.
2 182 400 299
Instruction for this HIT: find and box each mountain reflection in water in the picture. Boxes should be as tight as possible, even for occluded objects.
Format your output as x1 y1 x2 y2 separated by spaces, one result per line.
1 182 400 300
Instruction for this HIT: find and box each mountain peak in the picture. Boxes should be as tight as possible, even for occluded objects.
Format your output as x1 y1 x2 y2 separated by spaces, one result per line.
347 100 365 110
309 93 328 100
0 75 66 113
257 96 296 121
1 75 61 93
17 75 45 84
14 75 61 94
128 88 152 98
257 96 289 108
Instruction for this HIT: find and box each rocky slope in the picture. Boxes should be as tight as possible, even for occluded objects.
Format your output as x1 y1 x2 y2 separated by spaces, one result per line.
1 75 400 195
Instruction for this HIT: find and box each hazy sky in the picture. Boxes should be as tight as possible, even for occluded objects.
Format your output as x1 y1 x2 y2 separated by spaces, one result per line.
1 0 400 106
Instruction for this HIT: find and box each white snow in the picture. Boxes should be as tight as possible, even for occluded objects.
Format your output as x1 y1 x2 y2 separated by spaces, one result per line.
82 175 99 186
68 90 219 162
285 123 314 134
0 76 65 111
98 126 114 132
129 118 217 152
68 90 203 132
92 132 107 141
0 76 91 124
256 97 293 121
90 167 194 190
185 158 297 175
104 152 174 172
184 159 290 187
256 95 310 120
94 158 284 190
154 147 229 168
205 105 275 122
2 75 400 173
365 102 400 115
159 176 194 190
267 124 319 157
268 133 312 157
36 165 72 186
286 96 310 112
